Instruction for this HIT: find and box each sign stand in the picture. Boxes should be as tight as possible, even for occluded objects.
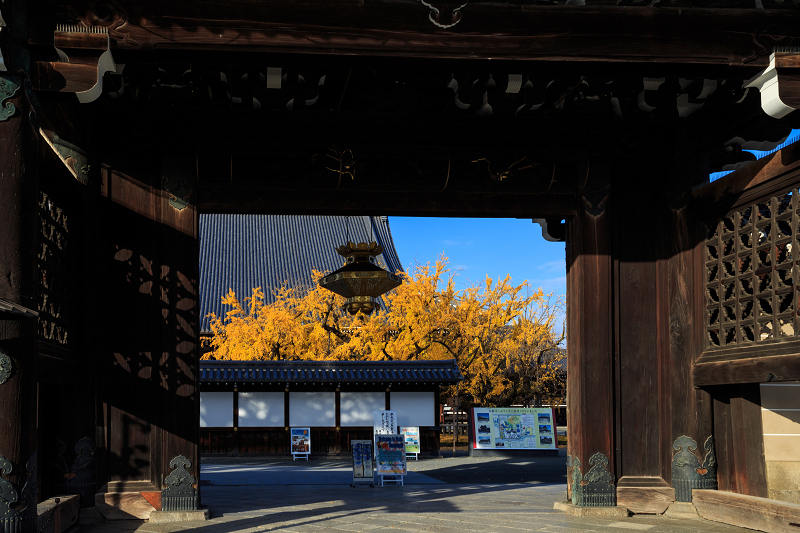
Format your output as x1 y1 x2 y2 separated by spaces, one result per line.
290 427 311 461
375 434 406 487
350 440 374 487
379 474 404 486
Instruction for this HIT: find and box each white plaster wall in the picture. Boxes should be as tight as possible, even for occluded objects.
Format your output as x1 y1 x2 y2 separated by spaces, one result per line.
391 391 434 427
289 391 335 427
238 392 285 427
340 392 386 426
200 392 234 427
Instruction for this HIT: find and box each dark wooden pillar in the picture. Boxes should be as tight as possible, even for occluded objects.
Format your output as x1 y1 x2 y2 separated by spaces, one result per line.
567 158 714 510
0 74 40 531
97 154 199 501
565 166 615 504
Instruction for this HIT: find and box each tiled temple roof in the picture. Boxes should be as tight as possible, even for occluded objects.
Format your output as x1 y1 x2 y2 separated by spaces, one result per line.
200 359 463 385
199 215 403 332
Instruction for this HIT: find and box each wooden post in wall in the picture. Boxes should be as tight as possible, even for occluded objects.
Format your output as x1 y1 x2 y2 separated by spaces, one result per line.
0 74 40 532
565 165 615 504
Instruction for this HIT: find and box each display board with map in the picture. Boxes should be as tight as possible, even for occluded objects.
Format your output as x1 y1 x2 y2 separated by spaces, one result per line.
471 407 556 450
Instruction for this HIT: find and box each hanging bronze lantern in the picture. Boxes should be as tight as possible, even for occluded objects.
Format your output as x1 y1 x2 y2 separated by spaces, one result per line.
319 241 402 315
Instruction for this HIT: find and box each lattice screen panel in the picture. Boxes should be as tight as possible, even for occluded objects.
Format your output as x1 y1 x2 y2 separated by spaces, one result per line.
706 188 798 348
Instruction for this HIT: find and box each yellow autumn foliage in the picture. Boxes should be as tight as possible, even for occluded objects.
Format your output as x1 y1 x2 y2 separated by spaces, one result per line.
204 256 565 407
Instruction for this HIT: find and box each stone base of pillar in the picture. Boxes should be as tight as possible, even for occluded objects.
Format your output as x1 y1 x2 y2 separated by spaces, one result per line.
663 502 701 520
553 501 629 518
148 509 210 523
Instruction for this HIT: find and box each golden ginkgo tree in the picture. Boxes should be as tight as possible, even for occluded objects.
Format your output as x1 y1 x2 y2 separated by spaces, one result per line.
204 256 565 407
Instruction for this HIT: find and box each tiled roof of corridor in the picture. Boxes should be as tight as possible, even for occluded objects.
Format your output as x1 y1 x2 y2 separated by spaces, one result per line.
200 359 463 385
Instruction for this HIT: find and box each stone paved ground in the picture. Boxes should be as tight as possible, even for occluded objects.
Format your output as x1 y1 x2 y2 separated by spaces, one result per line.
81 455 752 533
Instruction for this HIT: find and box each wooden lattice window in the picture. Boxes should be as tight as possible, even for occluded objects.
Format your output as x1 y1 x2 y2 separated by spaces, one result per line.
706 188 797 348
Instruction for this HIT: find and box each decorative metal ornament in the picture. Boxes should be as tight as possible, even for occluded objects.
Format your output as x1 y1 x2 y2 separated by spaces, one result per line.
571 452 615 507
0 350 11 385
0 74 19 122
53 438 96 507
162 455 198 511
570 457 583 506
0 454 21 533
163 175 193 211
319 241 401 315
20 452 37 531
672 435 717 502
418 0 469 29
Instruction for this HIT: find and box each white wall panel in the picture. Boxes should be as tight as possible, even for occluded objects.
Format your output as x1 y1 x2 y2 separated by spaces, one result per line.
340 392 386 426
289 392 335 427
200 392 234 427
238 392 284 427
391 391 434 427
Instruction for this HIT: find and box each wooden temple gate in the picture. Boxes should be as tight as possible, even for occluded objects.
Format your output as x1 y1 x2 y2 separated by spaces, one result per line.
1 0 800 529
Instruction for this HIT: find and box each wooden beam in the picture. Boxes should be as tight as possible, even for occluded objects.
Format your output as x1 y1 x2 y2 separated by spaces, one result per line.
616 477 675 514
198 185 577 218
693 490 800 532
694 350 800 386
691 140 800 218
50 1 800 71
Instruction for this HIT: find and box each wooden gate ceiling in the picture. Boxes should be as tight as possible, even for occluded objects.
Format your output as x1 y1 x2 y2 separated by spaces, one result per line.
12 0 799 217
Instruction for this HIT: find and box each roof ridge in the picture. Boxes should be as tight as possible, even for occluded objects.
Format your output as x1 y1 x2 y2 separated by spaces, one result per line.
201 358 458 366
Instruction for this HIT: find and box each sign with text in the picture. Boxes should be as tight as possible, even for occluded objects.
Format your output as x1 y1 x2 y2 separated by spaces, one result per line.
373 410 397 436
375 434 407 475
399 427 420 454
471 407 557 450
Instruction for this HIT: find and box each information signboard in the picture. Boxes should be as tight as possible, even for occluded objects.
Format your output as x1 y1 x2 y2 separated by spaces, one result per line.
471 407 557 450
290 427 311 460
373 410 397 436
399 426 420 458
351 440 374 486
375 434 406 485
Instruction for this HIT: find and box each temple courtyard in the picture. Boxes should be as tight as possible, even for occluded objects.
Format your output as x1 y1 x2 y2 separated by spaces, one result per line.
81 455 750 533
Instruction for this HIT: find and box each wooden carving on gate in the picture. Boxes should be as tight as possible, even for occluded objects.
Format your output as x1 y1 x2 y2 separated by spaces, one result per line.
418 0 468 29
672 435 717 502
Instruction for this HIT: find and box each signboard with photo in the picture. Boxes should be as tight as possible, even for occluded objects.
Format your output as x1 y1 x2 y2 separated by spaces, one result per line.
290 427 311 460
471 407 557 450
375 434 407 475
399 426 420 457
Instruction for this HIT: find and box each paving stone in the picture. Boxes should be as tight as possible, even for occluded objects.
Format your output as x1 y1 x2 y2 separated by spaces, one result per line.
83 457 755 533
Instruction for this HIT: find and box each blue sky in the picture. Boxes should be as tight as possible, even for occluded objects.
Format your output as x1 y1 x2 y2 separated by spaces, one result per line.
388 217 566 298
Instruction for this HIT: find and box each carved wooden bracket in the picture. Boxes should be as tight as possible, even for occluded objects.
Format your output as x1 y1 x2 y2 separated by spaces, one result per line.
31 24 116 103
419 0 468 29
746 47 800 119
